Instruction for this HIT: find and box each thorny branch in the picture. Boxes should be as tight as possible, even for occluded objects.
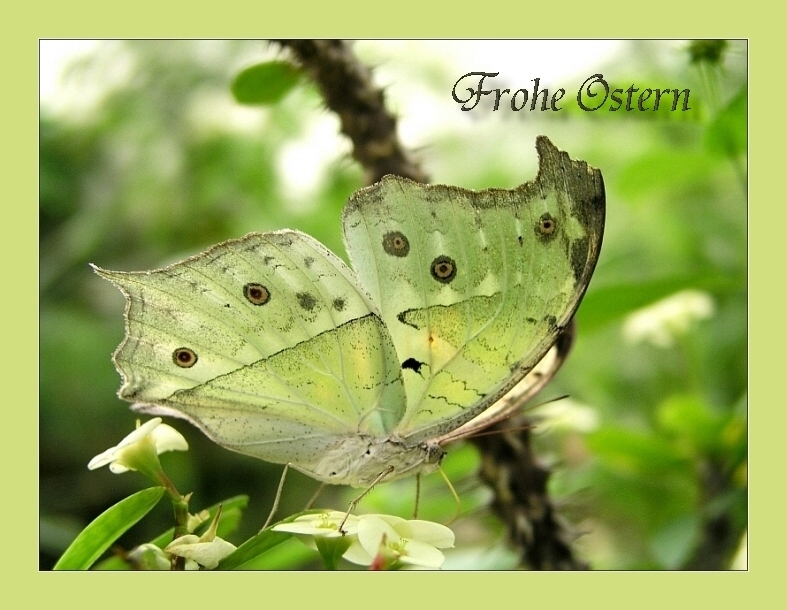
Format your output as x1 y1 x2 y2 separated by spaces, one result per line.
273 40 428 185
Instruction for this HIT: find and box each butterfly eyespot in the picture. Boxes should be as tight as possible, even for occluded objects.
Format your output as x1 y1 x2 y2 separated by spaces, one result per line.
244 283 270 306
332 297 346 312
382 231 410 257
172 347 198 368
430 255 456 283
296 292 318 311
535 213 557 241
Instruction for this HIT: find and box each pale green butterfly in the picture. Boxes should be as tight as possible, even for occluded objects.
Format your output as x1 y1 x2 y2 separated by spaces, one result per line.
94 136 604 490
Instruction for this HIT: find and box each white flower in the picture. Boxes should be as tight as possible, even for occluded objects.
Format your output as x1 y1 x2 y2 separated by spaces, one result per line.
272 511 360 538
623 289 715 348
87 418 188 474
164 535 236 570
187 509 211 533
342 514 455 569
165 508 236 570
126 543 172 570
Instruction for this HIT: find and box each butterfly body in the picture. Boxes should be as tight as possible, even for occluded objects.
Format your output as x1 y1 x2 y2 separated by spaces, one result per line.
95 137 604 488
309 435 444 486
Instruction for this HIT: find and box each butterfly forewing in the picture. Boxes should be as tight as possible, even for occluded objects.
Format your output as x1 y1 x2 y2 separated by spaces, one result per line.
342 137 604 443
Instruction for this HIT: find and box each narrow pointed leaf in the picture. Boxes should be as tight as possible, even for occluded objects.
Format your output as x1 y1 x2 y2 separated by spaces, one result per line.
54 487 165 570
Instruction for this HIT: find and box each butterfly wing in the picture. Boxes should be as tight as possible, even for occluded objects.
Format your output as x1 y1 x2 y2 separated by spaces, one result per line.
342 136 604 444
434 320 574 445
94 230 406 469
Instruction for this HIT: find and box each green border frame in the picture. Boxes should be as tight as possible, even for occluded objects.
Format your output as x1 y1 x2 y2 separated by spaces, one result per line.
21 3 769 606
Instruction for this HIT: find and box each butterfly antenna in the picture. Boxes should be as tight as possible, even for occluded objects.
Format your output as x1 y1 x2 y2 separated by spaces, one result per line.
463 422 537 440
339 465 394 534
262 463 290 531
464 394 571 441
438 466 462 525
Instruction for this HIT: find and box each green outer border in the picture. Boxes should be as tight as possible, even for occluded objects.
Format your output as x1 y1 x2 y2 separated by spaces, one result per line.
20 4 767 607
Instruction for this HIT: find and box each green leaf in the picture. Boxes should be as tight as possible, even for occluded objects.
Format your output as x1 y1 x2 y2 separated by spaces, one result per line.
705 85 747 158
54 487 166 570
216 509 326 570
232 61 302 105
650 514 701 568
92 494 249 570
217 528 291 569
586 427 688 476
656 395 724 451
315 535 352 570
687 40 728 65
578 272 742 331
617 150 719 203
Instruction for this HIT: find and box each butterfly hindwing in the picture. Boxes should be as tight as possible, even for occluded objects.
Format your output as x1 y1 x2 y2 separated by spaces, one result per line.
342 137 604 443
94 231 406 468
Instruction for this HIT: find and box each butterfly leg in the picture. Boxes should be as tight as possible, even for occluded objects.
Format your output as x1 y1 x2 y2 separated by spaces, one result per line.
262 463 291 531
438 467 462 525
413 473 421 519
339 465 395 534
305 482 326 510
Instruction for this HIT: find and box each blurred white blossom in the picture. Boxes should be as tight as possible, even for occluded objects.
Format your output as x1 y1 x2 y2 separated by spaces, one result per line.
623 290 715 348
87 417 188 474
533 398 599 433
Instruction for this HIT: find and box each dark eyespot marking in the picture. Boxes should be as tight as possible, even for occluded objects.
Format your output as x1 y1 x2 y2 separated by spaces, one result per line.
244 283 271 306
224 303 231 308
296 292 318 311
535 213 557 242
518 235 523 246
332 297 346 312
402 357 425 375
304 256 314 269
173 347 198 368
382 231 410 257
430 255 456 284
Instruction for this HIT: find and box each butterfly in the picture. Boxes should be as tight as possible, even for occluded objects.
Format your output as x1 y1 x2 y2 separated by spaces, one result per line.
94 136 604 490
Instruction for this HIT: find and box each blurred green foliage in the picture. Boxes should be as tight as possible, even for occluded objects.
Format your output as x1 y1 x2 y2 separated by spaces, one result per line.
39 40 746 570
232 60 303 105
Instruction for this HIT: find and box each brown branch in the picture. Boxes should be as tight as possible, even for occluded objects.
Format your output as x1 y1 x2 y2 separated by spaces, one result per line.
273 40 428 185
473 416 589 570
683 459 744 570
